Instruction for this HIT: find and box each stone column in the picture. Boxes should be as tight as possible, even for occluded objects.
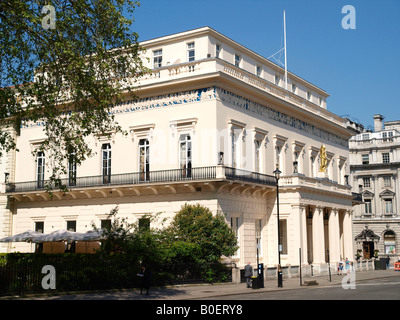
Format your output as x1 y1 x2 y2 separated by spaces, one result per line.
328 209 341 264
292 204 308 265
312 206 325 264
343 210 354 260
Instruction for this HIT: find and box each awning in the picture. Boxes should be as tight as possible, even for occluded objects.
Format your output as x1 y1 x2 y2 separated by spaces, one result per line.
355 227 380 242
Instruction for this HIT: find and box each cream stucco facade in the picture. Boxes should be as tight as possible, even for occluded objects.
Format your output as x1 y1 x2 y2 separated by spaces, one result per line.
350 115 400 262
0 27 356 276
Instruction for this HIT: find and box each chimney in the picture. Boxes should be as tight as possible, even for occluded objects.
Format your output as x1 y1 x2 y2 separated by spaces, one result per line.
373 114 384 132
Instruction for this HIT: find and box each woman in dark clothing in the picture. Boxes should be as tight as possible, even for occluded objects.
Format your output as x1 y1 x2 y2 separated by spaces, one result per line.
137 264 151 295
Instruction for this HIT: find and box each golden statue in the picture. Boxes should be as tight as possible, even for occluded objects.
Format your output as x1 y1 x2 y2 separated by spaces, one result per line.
319 144 327 172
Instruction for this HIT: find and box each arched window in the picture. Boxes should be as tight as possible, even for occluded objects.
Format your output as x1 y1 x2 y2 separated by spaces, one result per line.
384 230 396 254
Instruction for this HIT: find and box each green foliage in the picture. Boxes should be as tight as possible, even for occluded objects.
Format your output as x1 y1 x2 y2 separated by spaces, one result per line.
0 0 147 191
167 204 239 263
94 204 238 265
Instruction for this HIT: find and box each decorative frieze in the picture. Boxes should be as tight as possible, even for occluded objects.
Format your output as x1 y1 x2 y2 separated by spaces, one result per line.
20 86 348 147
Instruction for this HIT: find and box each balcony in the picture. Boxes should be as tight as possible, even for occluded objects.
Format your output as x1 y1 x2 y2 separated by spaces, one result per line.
5 166 276 200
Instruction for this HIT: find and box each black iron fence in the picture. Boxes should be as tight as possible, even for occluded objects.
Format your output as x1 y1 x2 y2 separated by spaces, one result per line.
0 254 233 297
6 166 276 193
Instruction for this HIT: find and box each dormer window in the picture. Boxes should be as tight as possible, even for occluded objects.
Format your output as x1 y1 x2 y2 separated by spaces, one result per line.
216 44 221 58
256 65 262 77
187 42 195 62
234 54 241 67
153 49 162 68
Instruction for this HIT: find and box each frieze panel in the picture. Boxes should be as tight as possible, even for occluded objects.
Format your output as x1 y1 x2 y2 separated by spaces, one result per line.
20 86 347 148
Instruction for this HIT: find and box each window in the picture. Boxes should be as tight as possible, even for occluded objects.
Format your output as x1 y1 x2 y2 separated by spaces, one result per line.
319 97 323 106
67 221 76 232
293 151 299 174
68 151 77 186
216 44 221 58
274 74 280 85
255 219 262 256
255 140 261 172
179 134 192 178
364 199 372 214
384 199 393 214
310 156 316 177
102 143 111 184
383 176 391 187
234 54 241 67
101 219 111 230
139 218 150 232
363 177 371 188
275 146 282 171
384 231 396 254
291 84 297 93
35 221 44 253
362 133 370 140
362 154 369 165
231 217 240 257
36 151 45 188
187 42 195 62
382 153 390 164
279 219 288 255
231 131 239 168
307 91 312 100
66 221 76 253
153 49 162 68
139 139 150 181
256 65 262 77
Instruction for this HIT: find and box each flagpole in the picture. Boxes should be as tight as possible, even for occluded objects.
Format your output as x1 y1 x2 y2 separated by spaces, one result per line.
284 10 288 91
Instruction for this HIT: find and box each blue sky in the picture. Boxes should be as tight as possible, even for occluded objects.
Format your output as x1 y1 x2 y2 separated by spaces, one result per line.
130 0 399 131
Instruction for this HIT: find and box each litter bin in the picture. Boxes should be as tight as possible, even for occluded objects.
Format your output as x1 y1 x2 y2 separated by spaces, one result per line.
379 258 387 270
374 258 387 270
251 276 259 289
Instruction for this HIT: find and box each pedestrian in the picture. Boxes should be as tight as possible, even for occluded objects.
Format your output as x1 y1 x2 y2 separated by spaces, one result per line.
387 255 391 269
244 262 253 288
137 264 151 295
338 259 343 275
345 258 350 275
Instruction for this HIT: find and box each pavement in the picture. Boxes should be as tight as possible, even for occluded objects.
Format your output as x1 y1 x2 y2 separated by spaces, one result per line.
4 268 400 300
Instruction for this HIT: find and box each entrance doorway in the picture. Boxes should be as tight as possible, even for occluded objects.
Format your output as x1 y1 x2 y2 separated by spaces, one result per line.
363 241 374 259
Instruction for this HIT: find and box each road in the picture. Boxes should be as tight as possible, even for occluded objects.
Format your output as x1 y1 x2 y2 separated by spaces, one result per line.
200 275 400 300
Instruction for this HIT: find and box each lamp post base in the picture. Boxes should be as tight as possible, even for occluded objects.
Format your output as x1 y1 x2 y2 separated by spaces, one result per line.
277 265 283 287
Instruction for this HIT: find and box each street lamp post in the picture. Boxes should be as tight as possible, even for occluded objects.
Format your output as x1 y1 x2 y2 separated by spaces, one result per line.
273 165 283 288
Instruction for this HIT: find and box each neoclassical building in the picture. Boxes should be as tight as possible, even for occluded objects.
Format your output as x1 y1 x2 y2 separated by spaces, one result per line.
349 115 400 261
0 27 356 275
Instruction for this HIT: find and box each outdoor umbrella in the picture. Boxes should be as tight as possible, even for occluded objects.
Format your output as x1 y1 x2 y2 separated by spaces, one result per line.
72 229 106 241
0 230 46 242
32 229 80 243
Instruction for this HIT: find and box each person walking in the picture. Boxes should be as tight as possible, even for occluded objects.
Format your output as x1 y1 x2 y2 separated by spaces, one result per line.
137 264 151 295
338 259 344 275
387 255 391 269
345 258 350 275
244 262 253 288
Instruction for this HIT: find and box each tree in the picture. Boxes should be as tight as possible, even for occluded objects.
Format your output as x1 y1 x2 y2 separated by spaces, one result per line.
168 204 238 263
0 0 146 191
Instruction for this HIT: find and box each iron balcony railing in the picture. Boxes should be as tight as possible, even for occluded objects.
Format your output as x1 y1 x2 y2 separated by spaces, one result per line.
5 166 276 193
224 167 276 186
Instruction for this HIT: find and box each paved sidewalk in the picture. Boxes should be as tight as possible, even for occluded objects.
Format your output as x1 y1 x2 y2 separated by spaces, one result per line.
7 269 400 300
